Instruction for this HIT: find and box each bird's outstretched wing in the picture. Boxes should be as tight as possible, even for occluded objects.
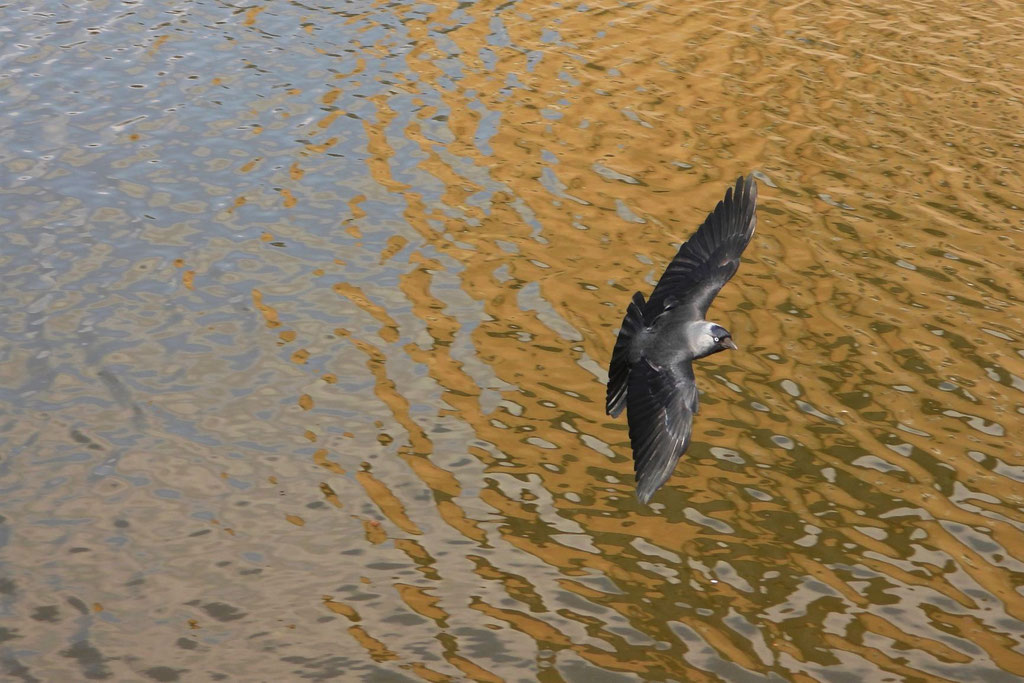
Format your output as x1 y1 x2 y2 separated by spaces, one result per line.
606 291 646 417
627 358 699 503
643 175 757 322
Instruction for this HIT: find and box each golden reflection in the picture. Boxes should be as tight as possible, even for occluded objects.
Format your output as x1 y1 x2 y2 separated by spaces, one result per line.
11 0 1011 678
356 469 422 535
347 624 399 662
280 0 1024 677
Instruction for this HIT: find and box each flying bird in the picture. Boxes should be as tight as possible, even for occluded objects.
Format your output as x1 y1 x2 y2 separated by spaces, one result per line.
606 175 757 503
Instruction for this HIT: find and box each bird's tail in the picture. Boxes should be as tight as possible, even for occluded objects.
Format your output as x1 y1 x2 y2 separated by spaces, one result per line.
606 291 647 417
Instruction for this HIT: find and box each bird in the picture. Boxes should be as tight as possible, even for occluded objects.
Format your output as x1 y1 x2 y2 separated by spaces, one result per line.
606 174 757 503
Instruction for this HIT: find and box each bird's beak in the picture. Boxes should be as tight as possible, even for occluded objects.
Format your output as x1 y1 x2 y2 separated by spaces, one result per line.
722 338 738 350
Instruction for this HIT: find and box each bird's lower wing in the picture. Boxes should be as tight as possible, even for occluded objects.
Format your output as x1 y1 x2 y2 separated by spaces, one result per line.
627 359 697 503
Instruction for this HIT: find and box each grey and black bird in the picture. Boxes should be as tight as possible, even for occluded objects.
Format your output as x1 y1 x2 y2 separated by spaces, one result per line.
606 175 757 503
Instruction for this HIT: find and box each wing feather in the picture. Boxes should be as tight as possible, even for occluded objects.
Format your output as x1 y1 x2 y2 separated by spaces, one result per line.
606 292 647 417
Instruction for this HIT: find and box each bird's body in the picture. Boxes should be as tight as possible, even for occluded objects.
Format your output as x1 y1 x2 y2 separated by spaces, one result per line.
606 175 757 503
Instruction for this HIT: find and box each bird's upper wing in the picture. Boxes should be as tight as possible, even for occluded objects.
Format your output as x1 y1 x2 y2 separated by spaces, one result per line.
627 358 699 503
643 175 757 322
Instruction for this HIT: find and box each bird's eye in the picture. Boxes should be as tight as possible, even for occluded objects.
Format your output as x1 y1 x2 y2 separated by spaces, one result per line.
713 336 720 343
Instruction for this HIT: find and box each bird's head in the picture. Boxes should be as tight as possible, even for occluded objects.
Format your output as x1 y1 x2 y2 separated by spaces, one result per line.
695 323 738 358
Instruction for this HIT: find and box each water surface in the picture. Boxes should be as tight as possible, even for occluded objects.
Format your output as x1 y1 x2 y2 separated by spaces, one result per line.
2 0 1023 680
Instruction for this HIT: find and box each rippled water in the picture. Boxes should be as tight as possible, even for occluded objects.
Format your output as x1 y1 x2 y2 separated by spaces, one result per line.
2 0 1023 680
